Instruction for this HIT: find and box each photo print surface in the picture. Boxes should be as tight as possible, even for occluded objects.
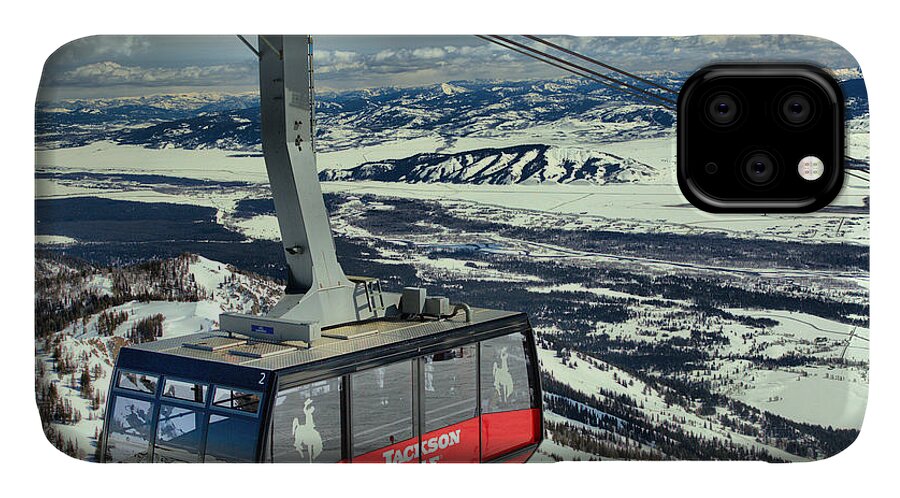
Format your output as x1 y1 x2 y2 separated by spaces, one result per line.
35 35 868 462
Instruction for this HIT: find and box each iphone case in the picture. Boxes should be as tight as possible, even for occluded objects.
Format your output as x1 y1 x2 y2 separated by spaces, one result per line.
34 35 868 462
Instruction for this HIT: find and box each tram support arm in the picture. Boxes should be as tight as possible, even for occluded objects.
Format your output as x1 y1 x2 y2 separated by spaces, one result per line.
219 36 400 341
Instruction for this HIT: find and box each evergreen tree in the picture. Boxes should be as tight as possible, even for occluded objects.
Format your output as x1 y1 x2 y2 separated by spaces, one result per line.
80 365 92 398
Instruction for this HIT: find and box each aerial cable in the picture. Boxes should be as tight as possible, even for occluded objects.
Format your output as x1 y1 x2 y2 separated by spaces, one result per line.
487 35 678 108
237 34 864 184
478 35 676 110
236 35 260 59
476 36 674 110
844 170 870 183
476 36 629 98
841 156 870 182
477 35 673 110
524 35 679 95
484 35 866 184
843 155 870 170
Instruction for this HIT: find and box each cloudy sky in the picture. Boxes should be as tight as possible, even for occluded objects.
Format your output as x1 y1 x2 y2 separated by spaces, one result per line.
37 35 859 101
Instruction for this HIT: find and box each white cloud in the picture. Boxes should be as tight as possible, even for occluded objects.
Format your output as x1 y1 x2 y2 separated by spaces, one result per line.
39 35 861 97
314 50 366 73
319 50 360 63
411 47 447 59
50 61 257 87
49 36 153 65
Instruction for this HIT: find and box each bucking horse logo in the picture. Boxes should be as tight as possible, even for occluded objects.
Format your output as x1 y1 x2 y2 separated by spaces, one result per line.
292 398 323 462
493 347 514 403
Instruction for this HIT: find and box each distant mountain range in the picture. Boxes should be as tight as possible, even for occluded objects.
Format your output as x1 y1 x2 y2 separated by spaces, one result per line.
319 144 658 185
35 74 867 185
35 76 686 150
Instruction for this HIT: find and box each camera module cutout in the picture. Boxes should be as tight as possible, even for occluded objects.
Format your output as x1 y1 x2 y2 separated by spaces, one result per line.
742 151 779 186
677 64 844 212
706 92 741 126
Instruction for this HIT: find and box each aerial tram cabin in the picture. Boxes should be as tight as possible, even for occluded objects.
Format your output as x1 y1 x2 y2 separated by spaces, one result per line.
101 309 542 463
100 35 544 463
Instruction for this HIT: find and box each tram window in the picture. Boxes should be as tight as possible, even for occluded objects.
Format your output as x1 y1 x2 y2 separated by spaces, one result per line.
116 370 158 395
106 396 154 462
212 386 260 414
351 361 415 458
480 333 535 414
162 378 207 404
204 414 259 462
423 345 477 433
271 378 343 462
153 404 204 463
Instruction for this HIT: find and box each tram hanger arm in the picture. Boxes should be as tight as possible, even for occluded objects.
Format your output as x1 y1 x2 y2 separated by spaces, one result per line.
220 36 401 342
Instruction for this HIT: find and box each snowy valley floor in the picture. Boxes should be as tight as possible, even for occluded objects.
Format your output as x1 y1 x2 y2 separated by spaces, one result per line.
34 141 868 462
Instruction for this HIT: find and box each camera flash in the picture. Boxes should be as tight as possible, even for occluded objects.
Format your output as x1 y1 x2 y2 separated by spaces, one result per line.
798 156 825 181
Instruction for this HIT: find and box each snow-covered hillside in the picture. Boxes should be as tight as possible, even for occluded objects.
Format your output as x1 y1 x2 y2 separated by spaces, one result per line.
36 77 678 153
34 253 283 460
37 92 258 113
319 144 659 185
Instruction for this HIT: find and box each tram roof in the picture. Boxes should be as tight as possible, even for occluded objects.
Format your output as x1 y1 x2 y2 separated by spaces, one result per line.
121 308 526 373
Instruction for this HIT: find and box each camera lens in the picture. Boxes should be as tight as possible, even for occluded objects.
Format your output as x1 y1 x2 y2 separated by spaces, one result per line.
705 93 740 126
742 152 778 186
780 92 814 126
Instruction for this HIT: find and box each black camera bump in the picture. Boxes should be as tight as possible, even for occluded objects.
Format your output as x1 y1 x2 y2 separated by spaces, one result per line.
677 64 844 212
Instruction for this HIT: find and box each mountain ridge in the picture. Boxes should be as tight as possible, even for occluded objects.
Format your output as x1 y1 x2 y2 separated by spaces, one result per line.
319 143 659 185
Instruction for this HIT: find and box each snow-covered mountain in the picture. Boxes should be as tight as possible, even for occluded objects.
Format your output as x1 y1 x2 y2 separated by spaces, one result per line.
35 253 284 460
440 82 470 96
319 144 659 185
115 108 260 151
37 92 258 114
35 74 867 152
35 75 867 190
36 77 679 151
